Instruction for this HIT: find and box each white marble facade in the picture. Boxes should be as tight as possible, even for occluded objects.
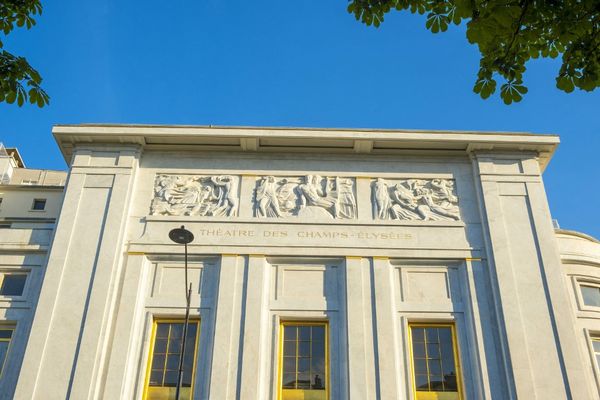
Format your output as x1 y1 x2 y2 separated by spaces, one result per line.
5 125 600 400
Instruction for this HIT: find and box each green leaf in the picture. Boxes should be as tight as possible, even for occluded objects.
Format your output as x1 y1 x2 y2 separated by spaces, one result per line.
6 91 17 104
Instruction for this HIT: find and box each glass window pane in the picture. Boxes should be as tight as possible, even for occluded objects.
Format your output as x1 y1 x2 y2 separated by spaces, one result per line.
428 360 442 375
284 326 297 341
0 329 12 339
168 338 182 354
283 357 295 374
163 370 178 386
32 199 46 210
430 375 444 390
443 371 458 391
0 341 9 371
441 335 457 374
427 343 440 359
312 372 325 389
156 324 169 338
426 328 439 343
297 372 311 388
311 355 325 373
312 326 325 342
154 339 167 354
282 373 296 389
166 354 180 370
298 326 311 341
149 370 163 386
283 341 296 357
414 358 427 374
412 328 425 342
312 340 325 357
170 324 183 338
0 274 27 296
438 327 452 346
582 286 600 307
415 374 429 391
151 354 165 370
298 357 310 373
298 341 310 357
593 339 600 353
412 342 426 358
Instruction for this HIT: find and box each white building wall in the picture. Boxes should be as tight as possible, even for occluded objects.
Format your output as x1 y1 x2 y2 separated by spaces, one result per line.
0 183 64 399
10 126 598 400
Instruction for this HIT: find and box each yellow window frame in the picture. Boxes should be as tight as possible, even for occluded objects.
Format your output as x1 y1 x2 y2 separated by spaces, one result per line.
142 318 201 400
408 322 464 400
0 324 15 378
278 321 329 400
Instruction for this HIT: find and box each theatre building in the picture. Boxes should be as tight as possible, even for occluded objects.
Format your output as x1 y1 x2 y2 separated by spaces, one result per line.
1 125 600 399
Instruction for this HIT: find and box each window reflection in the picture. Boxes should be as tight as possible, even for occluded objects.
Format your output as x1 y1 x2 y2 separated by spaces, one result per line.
145 320 199 400
410 325 462 400
281 323 327 399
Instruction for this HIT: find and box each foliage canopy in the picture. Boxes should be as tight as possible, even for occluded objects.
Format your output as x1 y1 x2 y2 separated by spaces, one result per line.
0 0 48 107
348 0 600 103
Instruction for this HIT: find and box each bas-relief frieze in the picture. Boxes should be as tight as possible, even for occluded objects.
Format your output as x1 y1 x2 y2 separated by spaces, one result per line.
151 174 239 216
372 178 461 221
254 175 357 219
149 174 461 222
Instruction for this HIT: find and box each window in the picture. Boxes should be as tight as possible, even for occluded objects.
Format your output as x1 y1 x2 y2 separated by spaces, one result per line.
0 326 14 377
409 324 463 400
31 199 46 211
143 320 200 400
0 273 27 296
279 322 328 400
592 337 600 370
581 285 600 307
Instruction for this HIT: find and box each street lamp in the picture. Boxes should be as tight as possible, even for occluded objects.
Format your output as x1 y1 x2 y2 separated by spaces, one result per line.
168 225 194 400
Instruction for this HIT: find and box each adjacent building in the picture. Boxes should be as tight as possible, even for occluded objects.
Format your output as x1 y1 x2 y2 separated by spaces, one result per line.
0 144 66 398
1 125 599 399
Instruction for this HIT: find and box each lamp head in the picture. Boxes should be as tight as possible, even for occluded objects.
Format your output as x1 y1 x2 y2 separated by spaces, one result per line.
169 225 194 244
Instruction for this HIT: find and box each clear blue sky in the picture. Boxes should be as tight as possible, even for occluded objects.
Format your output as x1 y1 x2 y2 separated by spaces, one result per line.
0 1 598 237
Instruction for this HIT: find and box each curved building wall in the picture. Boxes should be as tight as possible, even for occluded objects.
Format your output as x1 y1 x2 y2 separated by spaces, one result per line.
557 229 600 398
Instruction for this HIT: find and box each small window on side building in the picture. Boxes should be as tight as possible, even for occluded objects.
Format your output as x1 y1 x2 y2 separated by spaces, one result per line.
0 274 27 296
581 285 600 307
0 326 15 377
31 199 46 211
592 337 600 370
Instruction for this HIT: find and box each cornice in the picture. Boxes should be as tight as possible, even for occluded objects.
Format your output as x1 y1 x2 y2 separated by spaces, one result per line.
52 124 560 170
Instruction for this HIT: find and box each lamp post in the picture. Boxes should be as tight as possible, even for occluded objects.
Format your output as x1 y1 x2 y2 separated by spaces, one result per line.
168 225 194 400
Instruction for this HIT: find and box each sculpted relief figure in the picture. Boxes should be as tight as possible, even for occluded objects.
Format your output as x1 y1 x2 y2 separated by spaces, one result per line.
255 175 356 219
151 174 240 217
372 178 461 221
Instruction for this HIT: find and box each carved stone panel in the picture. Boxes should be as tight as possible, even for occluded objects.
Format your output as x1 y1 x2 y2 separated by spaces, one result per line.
372 178 461 221
254 175 356 219
151 174 239 217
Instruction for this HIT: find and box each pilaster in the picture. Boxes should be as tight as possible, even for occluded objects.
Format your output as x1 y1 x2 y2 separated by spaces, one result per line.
13 146 140 400
471 151 591 399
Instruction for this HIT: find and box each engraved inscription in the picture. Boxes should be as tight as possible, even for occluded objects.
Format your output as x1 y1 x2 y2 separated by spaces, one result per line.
372 178 460 221
151 174 239 216
254 175 356 219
